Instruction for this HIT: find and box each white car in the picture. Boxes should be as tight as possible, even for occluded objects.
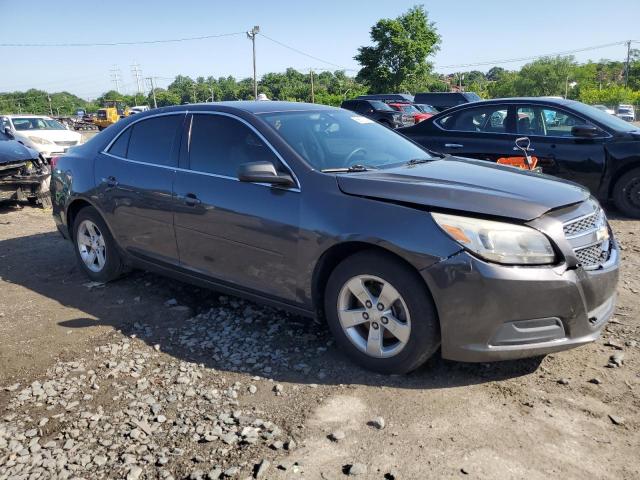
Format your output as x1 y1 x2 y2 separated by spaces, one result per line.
616 104 636 122
0 115 83 158
129 105 150 115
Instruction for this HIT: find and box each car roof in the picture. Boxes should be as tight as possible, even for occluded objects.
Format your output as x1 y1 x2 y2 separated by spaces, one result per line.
180 101 338 115
428 97 578 114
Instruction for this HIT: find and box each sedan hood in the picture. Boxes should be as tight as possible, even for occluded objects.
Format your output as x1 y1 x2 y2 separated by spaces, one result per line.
0 138 38 164
336 158 589 221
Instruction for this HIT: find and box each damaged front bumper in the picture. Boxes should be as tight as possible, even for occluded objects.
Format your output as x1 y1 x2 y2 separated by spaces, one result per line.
420 245 619 362
0 160 51 204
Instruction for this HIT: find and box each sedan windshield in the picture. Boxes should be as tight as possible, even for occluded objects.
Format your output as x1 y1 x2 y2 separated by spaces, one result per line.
570 103 637 132
12 117 67 131
261 110 431 171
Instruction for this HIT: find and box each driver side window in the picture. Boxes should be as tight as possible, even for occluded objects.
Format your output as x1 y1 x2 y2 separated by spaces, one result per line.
516 106 596 137
189 114 282 178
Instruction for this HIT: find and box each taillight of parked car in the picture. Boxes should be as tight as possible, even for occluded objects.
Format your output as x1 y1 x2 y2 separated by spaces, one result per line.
50 156 60 169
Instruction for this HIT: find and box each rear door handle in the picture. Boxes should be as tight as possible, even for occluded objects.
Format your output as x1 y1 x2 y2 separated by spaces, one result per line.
444 143 464 148
182 193 201 206
101 176 118 188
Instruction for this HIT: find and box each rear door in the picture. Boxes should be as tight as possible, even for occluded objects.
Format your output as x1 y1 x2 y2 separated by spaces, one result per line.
415 104 517 161
95 113 185 263
173 113 301 302
515 104 607 192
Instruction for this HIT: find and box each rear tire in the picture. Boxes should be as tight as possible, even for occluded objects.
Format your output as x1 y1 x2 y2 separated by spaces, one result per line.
613 168 640 219
324 250 440 374
72 206 124 282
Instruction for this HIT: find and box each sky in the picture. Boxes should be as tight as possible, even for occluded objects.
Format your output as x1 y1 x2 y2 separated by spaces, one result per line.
1 0 638 99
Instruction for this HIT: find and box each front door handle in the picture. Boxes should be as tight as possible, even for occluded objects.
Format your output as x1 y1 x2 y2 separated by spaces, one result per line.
101 176 118 188
182 193 201 206
444 143 464 148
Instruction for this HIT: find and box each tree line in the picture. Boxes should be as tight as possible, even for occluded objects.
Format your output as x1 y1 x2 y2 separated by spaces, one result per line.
1 6 639 116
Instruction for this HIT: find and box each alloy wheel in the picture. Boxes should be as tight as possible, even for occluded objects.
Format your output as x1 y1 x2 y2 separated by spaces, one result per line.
337 275 411 358
77 220 107 273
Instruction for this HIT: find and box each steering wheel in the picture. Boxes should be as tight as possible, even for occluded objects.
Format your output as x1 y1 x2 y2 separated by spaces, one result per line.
345 147 367 166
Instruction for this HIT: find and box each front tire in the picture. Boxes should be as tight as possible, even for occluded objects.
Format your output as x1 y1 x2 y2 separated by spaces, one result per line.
613 168 640 219
324 250 440 374
72 207 124 282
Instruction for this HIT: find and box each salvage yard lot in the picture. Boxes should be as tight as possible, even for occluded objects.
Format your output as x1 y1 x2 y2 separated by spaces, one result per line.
0 205 638 479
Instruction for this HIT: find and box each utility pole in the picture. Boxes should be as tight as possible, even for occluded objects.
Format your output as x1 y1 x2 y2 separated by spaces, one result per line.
625 40 632 87
210 86 215 102
131 62 144 104
192 85 197 103
310 69 315 103
47 95 53 115
146 77 157 108
110 65 122 93
246 26 260 100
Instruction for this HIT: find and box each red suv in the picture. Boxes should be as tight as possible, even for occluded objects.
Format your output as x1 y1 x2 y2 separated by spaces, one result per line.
388 103 433 124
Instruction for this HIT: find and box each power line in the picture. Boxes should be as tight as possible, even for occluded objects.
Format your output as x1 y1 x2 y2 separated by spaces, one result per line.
436 40 639 69
259 32 356 70
0 32 245 47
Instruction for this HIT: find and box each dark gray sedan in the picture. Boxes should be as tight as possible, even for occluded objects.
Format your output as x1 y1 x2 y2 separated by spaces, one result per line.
51 102 619 374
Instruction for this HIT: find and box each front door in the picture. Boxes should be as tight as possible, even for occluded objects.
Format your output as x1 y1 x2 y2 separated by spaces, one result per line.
515 105 607 193
94 113 185 263
173 113 301 302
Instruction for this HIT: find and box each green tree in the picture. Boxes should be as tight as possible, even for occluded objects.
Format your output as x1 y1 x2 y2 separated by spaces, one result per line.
513 56 576 97
148 89 180 107
355 5 441 92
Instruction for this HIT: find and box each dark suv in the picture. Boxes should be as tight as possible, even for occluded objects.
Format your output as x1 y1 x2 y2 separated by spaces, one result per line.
413 92 481 112
51 102 619 374
340 99 408 128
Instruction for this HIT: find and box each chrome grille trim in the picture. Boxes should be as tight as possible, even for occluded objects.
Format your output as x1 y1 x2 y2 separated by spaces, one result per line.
55 140 78 147
562 206 611 269
563 211 599 238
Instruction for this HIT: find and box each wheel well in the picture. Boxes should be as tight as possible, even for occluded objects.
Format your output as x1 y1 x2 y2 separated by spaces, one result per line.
311 242 428 316
608 162 640 198
66 199 92 237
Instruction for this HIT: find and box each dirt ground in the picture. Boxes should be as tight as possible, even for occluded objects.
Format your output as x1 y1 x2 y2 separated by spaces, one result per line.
0 201 638 480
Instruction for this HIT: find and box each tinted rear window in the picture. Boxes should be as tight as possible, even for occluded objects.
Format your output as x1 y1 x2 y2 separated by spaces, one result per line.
126 115 182 166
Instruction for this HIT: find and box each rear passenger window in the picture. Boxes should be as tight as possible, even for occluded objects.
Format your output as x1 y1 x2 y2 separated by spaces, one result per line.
438 106 509 133
126 115 182 166
189 114 281 178
108 128 131 157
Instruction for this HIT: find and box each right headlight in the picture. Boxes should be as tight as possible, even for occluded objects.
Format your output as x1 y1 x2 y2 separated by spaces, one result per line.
432 212 556 265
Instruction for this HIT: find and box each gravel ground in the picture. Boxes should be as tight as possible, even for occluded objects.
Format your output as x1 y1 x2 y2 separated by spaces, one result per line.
0 203 638 480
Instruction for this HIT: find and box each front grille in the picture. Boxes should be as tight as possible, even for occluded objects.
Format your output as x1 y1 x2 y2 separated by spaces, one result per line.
563 212 598 237
55 141 77 147
562 206 611 269
575 243 610 267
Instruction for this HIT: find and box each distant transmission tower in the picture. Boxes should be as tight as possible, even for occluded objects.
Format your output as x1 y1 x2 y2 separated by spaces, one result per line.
109 65 122 93
131 62 144 105
131 62 144 95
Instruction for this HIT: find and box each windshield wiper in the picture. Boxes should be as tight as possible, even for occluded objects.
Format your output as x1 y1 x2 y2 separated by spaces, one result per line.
321 164 376 173
405 157 436 165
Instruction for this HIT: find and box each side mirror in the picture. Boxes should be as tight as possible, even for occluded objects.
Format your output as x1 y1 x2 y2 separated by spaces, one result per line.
3 126 14 138
571 125 600 138
238 161 294 186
